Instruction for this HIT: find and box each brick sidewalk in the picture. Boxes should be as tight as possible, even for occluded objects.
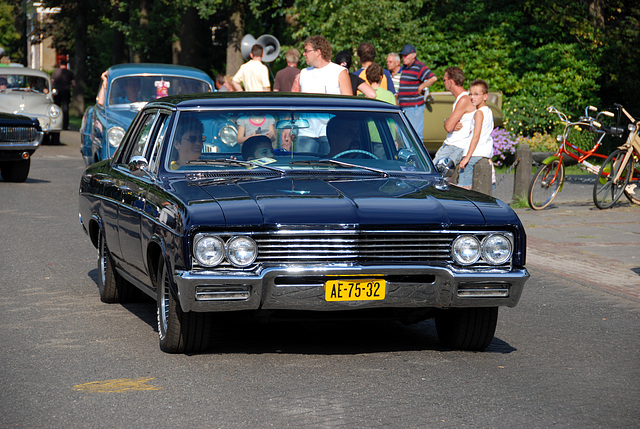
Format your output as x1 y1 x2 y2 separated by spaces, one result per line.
514 202 640 301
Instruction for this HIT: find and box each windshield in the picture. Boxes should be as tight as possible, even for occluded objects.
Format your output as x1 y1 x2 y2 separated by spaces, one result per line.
0 74 50 94
165 109 435 174
108 75 210 105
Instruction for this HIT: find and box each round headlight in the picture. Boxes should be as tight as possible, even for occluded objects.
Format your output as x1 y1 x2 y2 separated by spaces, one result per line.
107 126 125 148
194 235 225 267
226 236 257 267
49 104 61 118
219 124 238 147
481 234 512 265
452 235 481 265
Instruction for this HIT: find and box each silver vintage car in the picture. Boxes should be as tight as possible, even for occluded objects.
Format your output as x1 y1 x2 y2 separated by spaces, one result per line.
0 66 63 144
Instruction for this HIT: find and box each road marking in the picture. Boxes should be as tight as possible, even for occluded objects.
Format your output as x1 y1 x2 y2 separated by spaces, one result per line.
72 377 162 393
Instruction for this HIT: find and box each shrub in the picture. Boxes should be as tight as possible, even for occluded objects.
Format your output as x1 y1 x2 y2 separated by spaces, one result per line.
519 132 558 152
491 127 520 166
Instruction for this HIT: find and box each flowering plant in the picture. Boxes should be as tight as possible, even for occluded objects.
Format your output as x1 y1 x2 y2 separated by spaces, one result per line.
491 127 519 166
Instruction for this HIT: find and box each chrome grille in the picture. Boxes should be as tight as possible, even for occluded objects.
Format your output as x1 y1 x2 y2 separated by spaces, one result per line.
0 126 38 143
253 231 454 264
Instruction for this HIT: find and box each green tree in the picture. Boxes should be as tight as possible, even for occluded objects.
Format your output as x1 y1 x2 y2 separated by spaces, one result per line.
0 0 23 62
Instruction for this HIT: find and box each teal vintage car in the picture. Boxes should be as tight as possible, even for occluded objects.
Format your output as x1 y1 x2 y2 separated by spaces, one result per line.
80 63 214 166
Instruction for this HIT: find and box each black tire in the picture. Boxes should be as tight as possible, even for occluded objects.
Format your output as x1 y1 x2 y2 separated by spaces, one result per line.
0 159 30 182
528 160 564 210
593 149 632 209
48 133 60 145
97 232 136 303
156 256 211 353
435 307 498 351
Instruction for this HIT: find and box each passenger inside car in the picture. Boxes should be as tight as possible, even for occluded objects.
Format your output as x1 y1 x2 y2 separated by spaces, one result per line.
241 135 275 160
170 116 205 170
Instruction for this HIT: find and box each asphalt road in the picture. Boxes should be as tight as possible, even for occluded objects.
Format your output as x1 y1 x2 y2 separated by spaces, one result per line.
1 132 638 428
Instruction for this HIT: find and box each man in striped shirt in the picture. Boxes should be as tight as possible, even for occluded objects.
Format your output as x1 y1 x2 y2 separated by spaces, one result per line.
397 44 437 138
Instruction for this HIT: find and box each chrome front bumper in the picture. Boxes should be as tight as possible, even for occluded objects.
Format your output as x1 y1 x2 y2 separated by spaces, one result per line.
173 264 529 313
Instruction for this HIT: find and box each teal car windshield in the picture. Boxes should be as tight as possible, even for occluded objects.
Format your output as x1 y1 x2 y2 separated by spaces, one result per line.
109 75 211 105
166 109 435 174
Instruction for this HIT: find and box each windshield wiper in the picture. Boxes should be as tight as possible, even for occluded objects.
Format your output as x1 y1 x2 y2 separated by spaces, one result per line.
187 158 285 175
289 159 389 178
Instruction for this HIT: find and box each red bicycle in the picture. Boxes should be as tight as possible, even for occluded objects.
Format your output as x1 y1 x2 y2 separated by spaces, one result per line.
527 105 615 210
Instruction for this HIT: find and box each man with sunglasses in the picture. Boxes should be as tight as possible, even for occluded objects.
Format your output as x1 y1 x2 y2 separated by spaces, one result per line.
397 44 437 139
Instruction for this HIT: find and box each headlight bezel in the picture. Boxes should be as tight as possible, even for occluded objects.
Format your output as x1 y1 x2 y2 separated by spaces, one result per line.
452 232 514 267
192 233 258 268
193 234 226 267
225 236 258 267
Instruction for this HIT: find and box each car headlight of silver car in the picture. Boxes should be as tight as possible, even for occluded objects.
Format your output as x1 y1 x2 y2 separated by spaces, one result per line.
452 233 513 266
226 236 257 267
219 124 238 147
194 235 226 267
48 104 61 118
107 126 125 148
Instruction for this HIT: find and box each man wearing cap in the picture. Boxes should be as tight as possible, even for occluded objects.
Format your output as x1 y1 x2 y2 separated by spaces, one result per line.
397 44 437 138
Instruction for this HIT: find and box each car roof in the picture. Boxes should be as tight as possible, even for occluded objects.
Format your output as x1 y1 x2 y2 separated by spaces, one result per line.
0 66 51 80
147 92 403 112
106 63 213 83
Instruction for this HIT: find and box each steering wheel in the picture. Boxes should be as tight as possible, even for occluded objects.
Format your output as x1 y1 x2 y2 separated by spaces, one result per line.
332 149 379 160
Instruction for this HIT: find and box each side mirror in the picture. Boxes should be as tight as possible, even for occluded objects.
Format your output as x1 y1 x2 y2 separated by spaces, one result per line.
435 157 455 178
129 155 150 176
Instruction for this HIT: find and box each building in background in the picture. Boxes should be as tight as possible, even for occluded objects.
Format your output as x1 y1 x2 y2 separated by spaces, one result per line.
27 2 61 71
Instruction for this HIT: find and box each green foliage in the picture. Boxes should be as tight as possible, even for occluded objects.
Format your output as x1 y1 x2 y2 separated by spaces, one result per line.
0 2 21 60
520 132 558 152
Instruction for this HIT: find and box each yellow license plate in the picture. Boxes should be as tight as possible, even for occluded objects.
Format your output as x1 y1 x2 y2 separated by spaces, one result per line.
325 279 386 301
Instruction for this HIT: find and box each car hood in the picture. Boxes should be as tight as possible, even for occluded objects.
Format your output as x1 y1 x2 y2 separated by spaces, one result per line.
104 106 143 129
0 92 52 116
177 176 520 229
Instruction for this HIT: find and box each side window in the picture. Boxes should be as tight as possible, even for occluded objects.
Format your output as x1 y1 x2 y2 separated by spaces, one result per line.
119 112 157 163
148 114 170 173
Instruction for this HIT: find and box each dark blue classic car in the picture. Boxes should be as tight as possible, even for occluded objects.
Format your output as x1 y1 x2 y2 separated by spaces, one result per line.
78 93 529 353
80 63 214 166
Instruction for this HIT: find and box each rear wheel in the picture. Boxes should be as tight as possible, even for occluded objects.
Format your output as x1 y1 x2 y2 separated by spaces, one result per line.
156 256 211 353
97 232 136 303
0 159 30 182
528 160 564 210
593 149 632 209
435 307 498 351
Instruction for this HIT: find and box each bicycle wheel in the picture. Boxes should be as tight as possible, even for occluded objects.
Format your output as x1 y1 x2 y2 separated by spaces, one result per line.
528 160 564 210
623 158 640 205
593 149 632 209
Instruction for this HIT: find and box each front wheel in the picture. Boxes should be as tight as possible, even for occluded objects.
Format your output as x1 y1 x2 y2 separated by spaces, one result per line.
435 307 498 351
528 160 564 210
593 149 632 209
156 256 211 353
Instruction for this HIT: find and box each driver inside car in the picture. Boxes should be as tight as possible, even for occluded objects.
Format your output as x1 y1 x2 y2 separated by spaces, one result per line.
326 116 362 158
170 116 205 170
